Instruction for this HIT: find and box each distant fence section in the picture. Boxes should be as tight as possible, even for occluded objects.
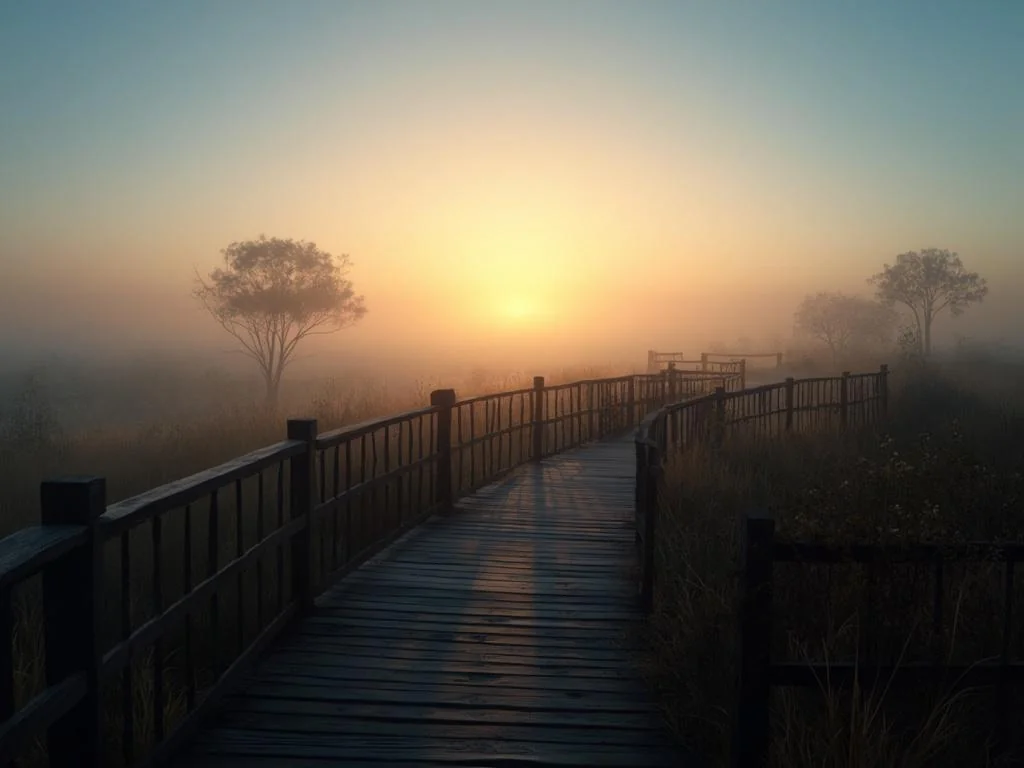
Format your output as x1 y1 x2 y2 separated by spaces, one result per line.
646 349 784 374
0 366 742 767
633 362 1024 765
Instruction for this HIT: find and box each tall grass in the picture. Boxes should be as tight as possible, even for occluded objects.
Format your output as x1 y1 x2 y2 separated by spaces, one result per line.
648 358 1024 766
1 360 636 766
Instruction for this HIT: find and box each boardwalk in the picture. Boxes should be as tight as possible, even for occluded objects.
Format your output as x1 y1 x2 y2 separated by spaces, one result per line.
177 436 689 767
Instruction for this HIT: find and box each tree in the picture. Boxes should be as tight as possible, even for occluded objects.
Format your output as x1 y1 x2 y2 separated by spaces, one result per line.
195 236 367 408
794 292 897 362
869 248 987 357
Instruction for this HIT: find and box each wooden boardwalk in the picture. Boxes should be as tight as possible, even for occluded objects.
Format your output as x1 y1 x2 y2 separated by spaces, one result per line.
177 437 690 767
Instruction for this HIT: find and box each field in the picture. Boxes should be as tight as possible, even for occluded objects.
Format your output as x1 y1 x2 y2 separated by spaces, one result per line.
648 353 1024 766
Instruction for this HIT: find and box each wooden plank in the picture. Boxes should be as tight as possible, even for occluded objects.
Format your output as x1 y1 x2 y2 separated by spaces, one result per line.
0 525 88 592
172 436 689 767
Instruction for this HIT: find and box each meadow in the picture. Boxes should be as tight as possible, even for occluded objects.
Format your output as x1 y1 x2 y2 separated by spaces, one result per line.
648 351 1024 767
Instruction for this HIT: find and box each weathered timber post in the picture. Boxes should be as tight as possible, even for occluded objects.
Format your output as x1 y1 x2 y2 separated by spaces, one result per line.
701 352 709 372
739 359 747 390
660 369 669 406
647 349 657 374
784 377 795 431
587 381 596 441
532 376 545 462
639 443 660 613
879 364 889 418
287 419 318 609
627 375 636 428
712 386 727 448
666 362 677 403
839 371 850 430
732 508 775 768
41 477 105 768
430 389 456 511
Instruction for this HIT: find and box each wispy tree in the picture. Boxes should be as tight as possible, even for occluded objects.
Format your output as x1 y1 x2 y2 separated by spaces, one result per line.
794 292 896 362
195 236 367 408
870 248 987 357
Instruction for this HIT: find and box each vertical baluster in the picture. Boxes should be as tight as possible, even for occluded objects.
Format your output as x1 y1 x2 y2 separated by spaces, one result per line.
332 444 340 573
429 413 436 511
120 530 134 764
235 478 244 654
456 406 464 493
380 423 387 532
359 436 368 552
318 449 327 583
207 489 220 679
344 441 353 565
397 421 406 527
416 418 425 520
183 504 195 711
469 403 476 489
256 473 264 631
0 587 12 727
276 461 285 613
996 557 1015 753
152 515 165 743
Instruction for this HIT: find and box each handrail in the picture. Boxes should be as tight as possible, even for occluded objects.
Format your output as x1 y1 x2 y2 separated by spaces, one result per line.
0 365 740 767
633 365 891 610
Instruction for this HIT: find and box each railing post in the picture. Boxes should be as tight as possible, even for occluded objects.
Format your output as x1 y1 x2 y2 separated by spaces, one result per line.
659 369 668 406
840 371 850 429
287 419 318 611
739 359 747 390
430 389 456 511
532 376 545 462
647 349 657 374
587 382 596 441
41 476 105 768
879 364 889 417
712 386 726 448
639 443 660 613
627 375 636 427
701 352 708 372
667 363 677 404
732 508 775 768
784 377 795 431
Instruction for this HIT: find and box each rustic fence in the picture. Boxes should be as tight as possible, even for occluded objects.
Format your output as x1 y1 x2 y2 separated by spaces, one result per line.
634 363 1024 765
646 349 783 374
0 367 741 767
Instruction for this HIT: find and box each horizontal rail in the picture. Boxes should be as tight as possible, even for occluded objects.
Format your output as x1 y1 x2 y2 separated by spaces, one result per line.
774 540 1024 563
0 525 87 592
0 673 87 765
100 439 306 536
316 406 437 449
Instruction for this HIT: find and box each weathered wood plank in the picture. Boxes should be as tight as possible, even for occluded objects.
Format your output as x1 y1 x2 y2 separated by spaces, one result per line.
173 437 691 767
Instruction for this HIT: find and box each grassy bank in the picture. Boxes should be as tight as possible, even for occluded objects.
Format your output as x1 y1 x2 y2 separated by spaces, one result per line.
648 359 1024 766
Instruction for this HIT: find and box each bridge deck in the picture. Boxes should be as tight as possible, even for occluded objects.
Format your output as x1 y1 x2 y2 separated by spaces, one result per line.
177 437 689 767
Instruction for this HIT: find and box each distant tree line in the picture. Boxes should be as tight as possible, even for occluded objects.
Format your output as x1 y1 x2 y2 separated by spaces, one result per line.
794 248 988 360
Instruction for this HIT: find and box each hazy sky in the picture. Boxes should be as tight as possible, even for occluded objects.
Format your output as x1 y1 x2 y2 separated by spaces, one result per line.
2 1 1022 367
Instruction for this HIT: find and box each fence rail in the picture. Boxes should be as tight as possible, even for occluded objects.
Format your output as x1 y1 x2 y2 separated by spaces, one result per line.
647 349 784 374
0 366 740 767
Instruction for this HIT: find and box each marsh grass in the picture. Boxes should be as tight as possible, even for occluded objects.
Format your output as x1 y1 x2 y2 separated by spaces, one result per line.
649 359 1024 766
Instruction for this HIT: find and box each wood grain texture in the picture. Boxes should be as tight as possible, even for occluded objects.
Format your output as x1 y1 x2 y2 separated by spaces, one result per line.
174 437 694 767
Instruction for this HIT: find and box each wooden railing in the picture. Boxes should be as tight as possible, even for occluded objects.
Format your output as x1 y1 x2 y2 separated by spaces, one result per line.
634 364 1023 764
646 349 783 374
0 368 741 767
733 521 1024 766
633 366 889 611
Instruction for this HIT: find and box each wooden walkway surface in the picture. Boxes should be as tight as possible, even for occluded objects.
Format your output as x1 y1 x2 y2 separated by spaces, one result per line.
177 437 690 767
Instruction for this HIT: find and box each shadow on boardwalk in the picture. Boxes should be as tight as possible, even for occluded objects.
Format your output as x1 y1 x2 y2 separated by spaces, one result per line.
176 436 692 767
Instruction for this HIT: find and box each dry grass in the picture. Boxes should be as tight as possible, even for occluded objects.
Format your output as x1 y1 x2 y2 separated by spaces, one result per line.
0 359 635 765
648 356 1024 766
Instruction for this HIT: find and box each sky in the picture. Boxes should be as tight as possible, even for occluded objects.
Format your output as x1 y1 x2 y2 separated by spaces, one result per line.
1 0 1022 370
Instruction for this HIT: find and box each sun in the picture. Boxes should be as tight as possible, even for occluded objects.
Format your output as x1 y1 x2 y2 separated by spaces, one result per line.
499 296 538 322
